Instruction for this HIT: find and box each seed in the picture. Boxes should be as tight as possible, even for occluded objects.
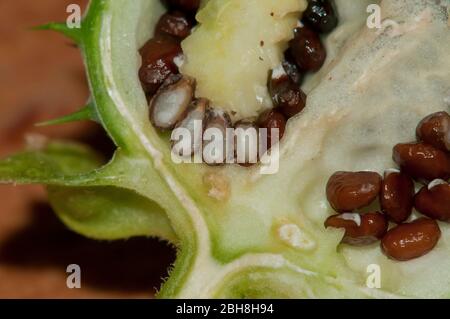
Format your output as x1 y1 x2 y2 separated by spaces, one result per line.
203 108 232 165
282 53 304 85
139 36 182 95
416 111 450 152
268 73 307 118
257 110 286 149
165 0 200 12
171 98 208 157
149 75 196 130
326 171 382 213
381 218 441 261
234 120 259 167
414 180 450 222
155 11 193 39
302 0 338 34
393 142 450 182
380 170 414 224
325 212 388 246
289 26 326 72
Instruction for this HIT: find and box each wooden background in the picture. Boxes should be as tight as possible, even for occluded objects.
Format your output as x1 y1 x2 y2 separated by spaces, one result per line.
0 0 174 298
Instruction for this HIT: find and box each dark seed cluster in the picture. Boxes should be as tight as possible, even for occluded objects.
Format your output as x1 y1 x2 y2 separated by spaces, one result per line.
325 111 450 261
138 0 338 166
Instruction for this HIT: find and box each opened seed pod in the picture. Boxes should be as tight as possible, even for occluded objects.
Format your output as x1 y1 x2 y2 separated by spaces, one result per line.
2 0 450 298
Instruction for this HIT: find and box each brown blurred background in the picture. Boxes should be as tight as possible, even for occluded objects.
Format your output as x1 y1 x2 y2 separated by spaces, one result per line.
0 0 174 298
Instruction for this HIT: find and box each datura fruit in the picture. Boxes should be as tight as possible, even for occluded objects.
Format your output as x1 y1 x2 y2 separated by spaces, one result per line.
2 0 450 298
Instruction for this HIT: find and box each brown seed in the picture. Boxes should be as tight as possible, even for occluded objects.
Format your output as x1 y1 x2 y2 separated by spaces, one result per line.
165 0 200 12
257 110 286 149
414 180 450 222
203 109 233 165
282 53 304 85
149 75 196 130
393 142 450 182
416 111 450 152
171 98 208 157
326 171 382 213
380 170 415 224
234 120 259 167
155 11 193 39
268 73 307 118
289 26 326 72
325 212 388 246
139 36 182 95
381 218 441 261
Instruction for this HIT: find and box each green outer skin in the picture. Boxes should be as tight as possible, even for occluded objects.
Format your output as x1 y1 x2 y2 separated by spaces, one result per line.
0 142 176 242
1 0 449 298
79 0 200 297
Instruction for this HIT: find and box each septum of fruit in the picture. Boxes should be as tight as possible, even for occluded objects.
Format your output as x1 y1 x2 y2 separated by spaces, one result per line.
1 0 450 299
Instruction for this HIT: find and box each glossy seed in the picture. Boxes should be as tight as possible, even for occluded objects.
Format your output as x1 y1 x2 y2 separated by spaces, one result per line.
414 180 450 222
257 110 286 149
155 11 193 39
393 142 450 182
302 0 338 34
289 26 326 72
203 108 233 165
381 218 441 261
380 170 415 224
326 171 382 213
325 212 388 246
149 75 196 130
268 73 307 118
282 53 304 85
171 98 208 157
416 111 450 152
139 36 182 95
